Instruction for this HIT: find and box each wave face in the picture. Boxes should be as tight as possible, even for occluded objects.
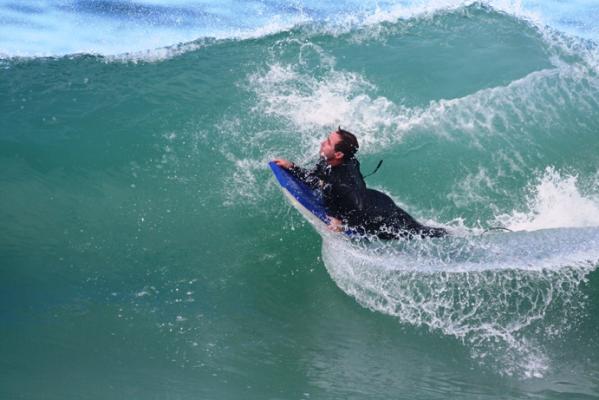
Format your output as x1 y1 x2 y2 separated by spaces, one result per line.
2 3 599 399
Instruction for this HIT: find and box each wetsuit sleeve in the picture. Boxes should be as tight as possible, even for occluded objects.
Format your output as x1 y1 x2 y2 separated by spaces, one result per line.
287 164 322 190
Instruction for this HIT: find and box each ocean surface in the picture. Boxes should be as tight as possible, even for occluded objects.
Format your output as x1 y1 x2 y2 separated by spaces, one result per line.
2 0 599 398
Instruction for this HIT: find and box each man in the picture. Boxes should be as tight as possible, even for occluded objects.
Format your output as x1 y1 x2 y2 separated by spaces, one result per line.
273 128 446 239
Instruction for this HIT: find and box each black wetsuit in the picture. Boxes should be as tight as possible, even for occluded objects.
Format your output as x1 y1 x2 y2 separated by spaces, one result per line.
289 157 446 239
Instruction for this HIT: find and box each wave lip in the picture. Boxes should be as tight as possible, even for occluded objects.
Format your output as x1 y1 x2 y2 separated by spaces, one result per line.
2 0 599 60
0 0 312 59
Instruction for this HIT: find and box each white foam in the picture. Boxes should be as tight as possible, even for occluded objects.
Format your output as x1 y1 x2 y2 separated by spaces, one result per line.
496 167 599 231
248 61 403 153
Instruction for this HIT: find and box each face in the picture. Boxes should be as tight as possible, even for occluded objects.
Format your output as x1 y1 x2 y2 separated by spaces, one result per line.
320 131 343 162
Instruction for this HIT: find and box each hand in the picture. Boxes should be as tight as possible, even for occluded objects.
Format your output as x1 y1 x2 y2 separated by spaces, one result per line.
273 158 294 170
327 216 344 232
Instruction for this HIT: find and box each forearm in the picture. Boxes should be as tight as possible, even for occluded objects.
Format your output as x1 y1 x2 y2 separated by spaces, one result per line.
288 164 321 189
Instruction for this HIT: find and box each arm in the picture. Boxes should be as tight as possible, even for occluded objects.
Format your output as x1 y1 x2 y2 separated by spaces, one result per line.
272 158 322 190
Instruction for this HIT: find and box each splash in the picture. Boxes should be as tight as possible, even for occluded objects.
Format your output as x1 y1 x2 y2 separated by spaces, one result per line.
312 166 599 378
248 61 401 153
496 167 599 231
321 229 599 377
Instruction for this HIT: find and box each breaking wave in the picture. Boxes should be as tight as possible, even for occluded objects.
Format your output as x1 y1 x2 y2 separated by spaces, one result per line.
2 1 598 62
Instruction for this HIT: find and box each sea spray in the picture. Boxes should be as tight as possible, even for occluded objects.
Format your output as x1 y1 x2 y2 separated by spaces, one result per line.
495 167 599 231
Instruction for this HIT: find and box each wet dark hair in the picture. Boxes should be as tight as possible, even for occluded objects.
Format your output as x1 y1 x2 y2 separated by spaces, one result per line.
334 126 359 159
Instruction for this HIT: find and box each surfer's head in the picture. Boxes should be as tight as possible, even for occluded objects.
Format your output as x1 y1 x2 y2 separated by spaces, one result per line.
320 127 359 165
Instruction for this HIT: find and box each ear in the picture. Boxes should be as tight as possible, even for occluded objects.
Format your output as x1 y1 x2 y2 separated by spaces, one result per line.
334 151 344 160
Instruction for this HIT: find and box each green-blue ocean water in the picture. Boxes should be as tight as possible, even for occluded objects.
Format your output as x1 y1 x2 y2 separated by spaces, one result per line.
2 4 599 399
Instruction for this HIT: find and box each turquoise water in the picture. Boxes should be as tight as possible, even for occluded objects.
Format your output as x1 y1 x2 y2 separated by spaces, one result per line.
2 1 599 398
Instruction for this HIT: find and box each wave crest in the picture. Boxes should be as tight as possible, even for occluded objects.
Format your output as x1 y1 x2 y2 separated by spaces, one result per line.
2 1 599 62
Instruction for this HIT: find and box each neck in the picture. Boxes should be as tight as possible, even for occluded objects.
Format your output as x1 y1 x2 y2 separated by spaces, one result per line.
327 157 344 167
